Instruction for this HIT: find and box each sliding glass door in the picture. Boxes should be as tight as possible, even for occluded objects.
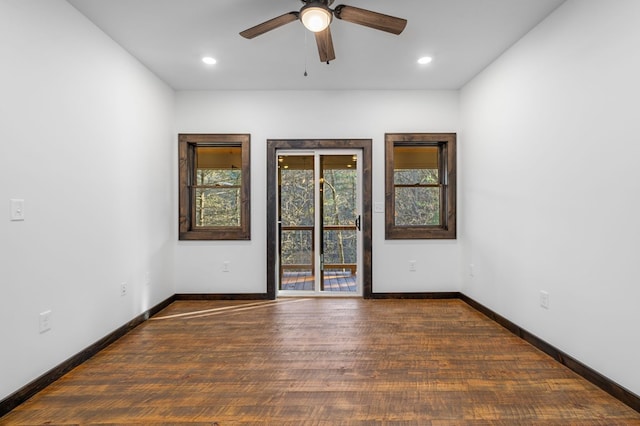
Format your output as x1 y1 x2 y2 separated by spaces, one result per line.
277 150 362 296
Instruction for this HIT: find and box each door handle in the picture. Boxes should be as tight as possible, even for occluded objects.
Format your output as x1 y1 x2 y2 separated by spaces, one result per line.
355 215 361 231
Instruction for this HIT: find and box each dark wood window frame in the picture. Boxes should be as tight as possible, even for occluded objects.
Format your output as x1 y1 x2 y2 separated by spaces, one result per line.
179 133 251 240
385 133 456 240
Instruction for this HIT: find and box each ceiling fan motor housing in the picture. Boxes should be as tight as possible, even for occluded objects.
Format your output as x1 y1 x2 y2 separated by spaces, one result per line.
301 0 335 6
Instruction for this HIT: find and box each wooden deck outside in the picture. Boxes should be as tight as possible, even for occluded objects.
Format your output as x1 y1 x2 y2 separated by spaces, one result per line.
280 270 357 292
2 299 640 424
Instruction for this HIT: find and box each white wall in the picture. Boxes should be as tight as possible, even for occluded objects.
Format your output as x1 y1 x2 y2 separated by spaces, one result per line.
175 90 461 294
460 0 640 396
0 0 175 401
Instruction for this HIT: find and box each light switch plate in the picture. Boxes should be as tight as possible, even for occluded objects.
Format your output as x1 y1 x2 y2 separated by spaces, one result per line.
10 199 25 221
374 202 384 213
540 291 550 309
39 310 52 333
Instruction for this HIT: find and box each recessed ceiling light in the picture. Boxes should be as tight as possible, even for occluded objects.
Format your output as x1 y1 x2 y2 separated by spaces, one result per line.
202 56 217 65
417 56 433 65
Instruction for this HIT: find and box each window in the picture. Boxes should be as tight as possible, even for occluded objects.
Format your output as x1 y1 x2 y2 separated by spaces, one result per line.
179 134 250 240
385 133 456 239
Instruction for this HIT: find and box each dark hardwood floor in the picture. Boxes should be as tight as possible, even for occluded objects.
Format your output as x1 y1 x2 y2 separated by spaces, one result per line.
2 299 639 424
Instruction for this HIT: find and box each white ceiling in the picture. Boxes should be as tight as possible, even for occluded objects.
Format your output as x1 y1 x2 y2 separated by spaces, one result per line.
65 0 565 91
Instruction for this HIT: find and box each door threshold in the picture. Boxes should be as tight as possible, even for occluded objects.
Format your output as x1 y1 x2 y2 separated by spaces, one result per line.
277 292 362 298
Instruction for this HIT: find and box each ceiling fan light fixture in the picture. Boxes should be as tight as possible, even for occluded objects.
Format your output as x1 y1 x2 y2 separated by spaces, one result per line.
300 3 333 32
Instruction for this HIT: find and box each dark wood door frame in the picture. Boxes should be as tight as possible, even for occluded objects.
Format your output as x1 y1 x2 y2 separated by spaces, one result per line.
266 139 373 299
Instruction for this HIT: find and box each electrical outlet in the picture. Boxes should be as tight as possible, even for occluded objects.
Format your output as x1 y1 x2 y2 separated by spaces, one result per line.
540 290 549 309
409 260 416 272
469 264 475 277
39 310 52 333
223 261 230 272
145 272 151 286
120 282 127 296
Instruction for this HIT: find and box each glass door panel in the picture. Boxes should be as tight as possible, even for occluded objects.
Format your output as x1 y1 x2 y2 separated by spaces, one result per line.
320 155 359 292
277 151 361 296
278 155 315 292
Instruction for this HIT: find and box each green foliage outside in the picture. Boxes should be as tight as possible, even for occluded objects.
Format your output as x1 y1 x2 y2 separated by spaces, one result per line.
280 169 314 267
322 169 357 265
194 169 241 227
394 168 440 226
279 166 358 269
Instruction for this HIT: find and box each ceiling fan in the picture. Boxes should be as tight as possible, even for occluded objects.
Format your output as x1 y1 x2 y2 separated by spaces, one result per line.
239 0 407 63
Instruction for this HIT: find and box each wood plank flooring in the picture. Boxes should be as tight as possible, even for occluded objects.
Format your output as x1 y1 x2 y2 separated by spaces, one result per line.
3 299 640 425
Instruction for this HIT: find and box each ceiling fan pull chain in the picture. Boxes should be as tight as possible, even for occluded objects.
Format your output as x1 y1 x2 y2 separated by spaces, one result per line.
304 27 309 77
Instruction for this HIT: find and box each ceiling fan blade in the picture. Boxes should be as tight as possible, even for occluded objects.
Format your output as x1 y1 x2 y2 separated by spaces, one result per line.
239 12 299 39
334 5 407 35
314 27 336 63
